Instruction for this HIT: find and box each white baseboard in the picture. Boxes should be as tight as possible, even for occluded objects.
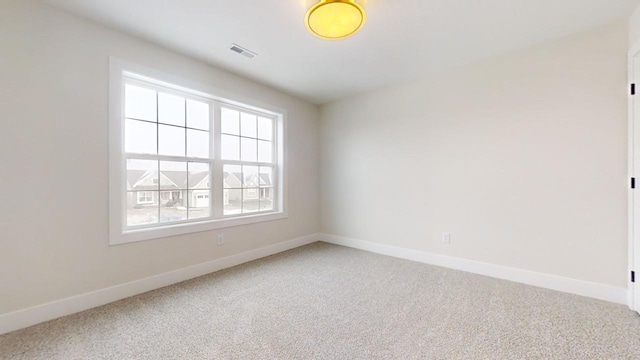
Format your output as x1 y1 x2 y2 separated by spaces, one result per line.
0 233 319 335
319 233 627 305
2 233 627 336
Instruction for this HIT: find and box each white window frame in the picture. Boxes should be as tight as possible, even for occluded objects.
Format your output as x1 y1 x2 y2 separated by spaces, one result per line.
109 58 287 245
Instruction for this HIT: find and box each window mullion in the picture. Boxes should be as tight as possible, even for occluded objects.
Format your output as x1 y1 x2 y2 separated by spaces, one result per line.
125 153 211 163
219 160 274 167
273 116 280 212
156 91 160 223
213 101 224 218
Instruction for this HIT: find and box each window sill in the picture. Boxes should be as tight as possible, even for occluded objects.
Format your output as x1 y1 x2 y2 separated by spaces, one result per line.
110 211 287 245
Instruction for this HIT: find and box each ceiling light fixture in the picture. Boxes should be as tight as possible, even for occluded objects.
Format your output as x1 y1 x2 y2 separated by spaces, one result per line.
305 0 366 40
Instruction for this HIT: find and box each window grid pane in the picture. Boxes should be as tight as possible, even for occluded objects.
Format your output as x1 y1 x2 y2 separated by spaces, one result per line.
223 164 241 189
243 187 260 213
127 191 159 226
259 166 273 188
160 190 187 223
221 107 240 135
257 117 273 141
260 188 274 211
221 134 240 160
242 166 258 188
224 188 242 215
125 84 157 122
189 189 211 219
241 137 258 162
125 119 157 155
240 112 257 138
158 92 186 127
258 140 273 163
187 99 209 131
158 124 186 157
187 129 210 158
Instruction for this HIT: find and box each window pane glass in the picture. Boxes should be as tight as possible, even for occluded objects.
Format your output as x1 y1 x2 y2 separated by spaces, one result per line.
160 204 187 223
160 161 187 190
127 159 158 191
186 162 210 219
159 161 187 222
159 190 183 207
242 166 258 188
241 112 257 138
127 191 159 226
188 162 210 189
187 99 209 130
243 188 259 213
221 135 240 160
224 189 242 215
125 119 157 154
187 129 209 159
241 138 257 162
221 107 239 135
158 92 185 127
188 190 210 219
258 117 273 141
259 167 273 188
260 188 274 211
125 84 156 122
224 165 241 189
159 124 185 156
258 140 272 163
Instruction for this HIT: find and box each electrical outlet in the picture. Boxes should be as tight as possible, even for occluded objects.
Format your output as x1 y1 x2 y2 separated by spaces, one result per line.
217 234 224 246
442 232 450 244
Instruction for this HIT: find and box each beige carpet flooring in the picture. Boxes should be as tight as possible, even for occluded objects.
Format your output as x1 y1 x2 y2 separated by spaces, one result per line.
2 242 640 359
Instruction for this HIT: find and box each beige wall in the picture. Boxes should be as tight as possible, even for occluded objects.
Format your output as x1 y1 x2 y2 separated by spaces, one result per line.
320 22 628 287
0 0 319 315
631 3 640 46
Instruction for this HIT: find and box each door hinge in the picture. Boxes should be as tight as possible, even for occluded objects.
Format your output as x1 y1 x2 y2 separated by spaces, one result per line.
632 83 636 96
632 271 636 283
632 177 636 189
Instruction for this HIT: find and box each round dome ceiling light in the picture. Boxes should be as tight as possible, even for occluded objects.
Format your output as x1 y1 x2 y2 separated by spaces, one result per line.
305 0 366 40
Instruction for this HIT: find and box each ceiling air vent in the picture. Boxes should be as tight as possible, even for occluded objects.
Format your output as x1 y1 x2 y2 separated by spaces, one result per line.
229 44 257 59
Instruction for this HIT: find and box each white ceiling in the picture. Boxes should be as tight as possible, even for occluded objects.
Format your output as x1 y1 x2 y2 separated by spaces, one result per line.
44 0 638 104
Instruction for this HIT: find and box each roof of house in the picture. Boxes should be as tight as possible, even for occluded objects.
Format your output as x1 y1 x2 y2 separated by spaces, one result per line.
259 173 272 186
128 170 271 191
128 170 209 191
223 172 272 187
